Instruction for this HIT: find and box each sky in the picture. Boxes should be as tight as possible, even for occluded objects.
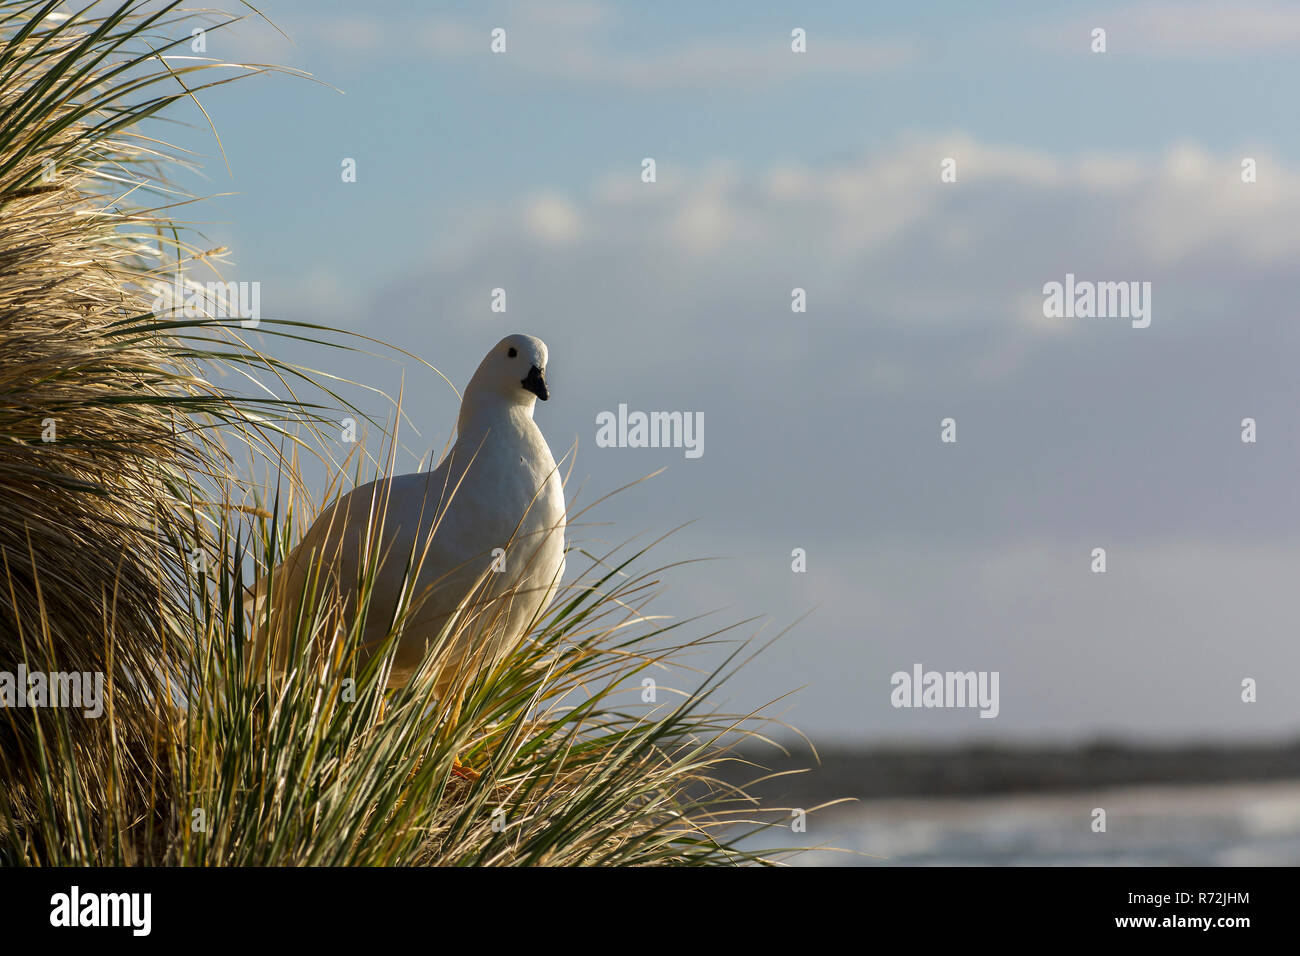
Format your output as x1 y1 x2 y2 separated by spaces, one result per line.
151 0 1300 744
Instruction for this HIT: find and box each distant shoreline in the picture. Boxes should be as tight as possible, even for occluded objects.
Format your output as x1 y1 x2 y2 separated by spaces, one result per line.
724 738 1300 804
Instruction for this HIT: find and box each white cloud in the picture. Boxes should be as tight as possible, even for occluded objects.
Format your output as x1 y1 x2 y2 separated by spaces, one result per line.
389 133 1300 396
481 134 1300 279
408 1 915 87
535 36 913 88
523 193 583 242
517 0 612 29
1037 1 1300 56
251 2 913 88
419 20 479 57
312 17 385 56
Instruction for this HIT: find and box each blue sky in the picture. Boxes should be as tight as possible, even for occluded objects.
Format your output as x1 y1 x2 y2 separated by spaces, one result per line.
151 0 1300 744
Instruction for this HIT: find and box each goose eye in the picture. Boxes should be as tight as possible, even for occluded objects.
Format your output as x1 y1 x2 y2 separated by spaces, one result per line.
508 347 517 358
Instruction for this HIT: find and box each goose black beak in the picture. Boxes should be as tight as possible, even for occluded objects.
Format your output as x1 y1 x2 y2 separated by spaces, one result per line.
521 364 548 401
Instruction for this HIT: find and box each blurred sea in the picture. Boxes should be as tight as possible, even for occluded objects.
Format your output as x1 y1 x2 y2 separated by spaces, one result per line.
741 780 1300 865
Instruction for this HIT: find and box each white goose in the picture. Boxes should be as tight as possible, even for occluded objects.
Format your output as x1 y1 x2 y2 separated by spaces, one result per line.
250 334 567 759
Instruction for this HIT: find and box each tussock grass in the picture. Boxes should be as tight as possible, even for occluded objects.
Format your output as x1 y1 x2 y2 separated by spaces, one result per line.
0 0 817 866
